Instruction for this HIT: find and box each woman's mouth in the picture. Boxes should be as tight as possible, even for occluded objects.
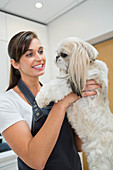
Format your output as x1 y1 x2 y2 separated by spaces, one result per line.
32 64 44 70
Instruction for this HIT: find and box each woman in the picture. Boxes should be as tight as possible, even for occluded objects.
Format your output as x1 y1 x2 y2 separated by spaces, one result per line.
0 31 100 170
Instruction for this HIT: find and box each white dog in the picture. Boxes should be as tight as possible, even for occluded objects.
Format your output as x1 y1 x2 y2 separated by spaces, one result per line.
35 37 113 170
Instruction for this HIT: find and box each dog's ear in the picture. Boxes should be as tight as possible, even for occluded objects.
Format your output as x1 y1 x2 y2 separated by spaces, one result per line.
69 42 90 97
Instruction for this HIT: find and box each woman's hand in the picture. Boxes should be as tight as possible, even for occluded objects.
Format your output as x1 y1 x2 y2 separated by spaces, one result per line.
81 79 101 97
59 79 101 110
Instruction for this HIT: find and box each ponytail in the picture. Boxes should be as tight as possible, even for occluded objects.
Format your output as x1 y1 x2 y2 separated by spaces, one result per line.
6 65 21 91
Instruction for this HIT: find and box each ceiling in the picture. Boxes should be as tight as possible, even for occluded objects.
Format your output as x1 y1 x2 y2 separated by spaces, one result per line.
0 0 86 25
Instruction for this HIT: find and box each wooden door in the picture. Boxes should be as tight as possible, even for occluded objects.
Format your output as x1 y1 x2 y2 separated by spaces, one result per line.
83 38 113 170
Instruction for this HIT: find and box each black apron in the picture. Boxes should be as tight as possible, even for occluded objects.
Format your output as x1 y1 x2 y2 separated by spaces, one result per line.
17 79 82 170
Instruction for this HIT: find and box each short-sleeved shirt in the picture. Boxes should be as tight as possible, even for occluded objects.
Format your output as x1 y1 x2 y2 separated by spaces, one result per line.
0 89 82 170
0 89 32 134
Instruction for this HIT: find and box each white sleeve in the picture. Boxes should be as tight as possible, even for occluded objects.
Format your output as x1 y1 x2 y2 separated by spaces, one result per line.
0 95 24 134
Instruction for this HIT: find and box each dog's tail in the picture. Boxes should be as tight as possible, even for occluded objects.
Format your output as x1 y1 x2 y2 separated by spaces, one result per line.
69 40 98 97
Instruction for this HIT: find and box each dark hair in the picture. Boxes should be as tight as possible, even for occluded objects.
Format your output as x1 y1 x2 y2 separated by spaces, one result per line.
6 31 38 91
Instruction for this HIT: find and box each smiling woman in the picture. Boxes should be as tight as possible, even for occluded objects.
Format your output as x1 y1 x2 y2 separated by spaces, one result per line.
25 45 45 72
0 31 83 170
7 32 46 91
11 38 46 80
0 31 100 170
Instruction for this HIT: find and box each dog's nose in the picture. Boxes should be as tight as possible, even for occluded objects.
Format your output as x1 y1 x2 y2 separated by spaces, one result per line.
56 56 60 61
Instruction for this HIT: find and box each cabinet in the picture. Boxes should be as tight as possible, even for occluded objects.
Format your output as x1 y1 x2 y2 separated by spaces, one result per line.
0 150 17 170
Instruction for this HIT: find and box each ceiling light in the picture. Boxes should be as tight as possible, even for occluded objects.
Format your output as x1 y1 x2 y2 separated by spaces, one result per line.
35 2 43 9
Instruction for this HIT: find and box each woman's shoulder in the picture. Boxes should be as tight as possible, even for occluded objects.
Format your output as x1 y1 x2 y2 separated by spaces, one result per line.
0 89 32 112
0 89 16 102
0 90 18 111
0 89 24 134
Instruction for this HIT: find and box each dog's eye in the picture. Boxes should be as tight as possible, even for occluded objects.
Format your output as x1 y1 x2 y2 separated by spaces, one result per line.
60 53 68 58
90 59 96 63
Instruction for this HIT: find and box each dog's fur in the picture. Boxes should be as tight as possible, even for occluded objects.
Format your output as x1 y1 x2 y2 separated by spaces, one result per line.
35 37 113 170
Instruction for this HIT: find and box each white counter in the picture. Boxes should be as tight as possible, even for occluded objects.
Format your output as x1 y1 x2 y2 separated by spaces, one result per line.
0 150 17 170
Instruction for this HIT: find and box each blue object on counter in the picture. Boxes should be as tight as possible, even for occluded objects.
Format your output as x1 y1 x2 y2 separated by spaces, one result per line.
0 143 11 153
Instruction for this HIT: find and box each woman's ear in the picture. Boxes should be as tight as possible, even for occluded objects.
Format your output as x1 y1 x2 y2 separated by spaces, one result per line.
10 59 20 70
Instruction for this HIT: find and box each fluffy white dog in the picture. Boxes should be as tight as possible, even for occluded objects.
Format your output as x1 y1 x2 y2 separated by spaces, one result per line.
35 37 113 170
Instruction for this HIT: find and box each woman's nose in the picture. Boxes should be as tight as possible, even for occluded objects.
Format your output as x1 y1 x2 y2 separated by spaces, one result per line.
35 52 42 60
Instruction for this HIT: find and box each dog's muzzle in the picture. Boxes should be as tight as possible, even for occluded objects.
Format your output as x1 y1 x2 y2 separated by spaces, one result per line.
56 56 60 62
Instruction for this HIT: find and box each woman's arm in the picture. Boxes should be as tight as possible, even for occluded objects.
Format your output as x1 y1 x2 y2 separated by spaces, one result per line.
2 93 78 170
2 80 100 170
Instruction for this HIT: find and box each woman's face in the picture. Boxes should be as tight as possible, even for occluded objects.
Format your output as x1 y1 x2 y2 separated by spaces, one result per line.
17 38 46 79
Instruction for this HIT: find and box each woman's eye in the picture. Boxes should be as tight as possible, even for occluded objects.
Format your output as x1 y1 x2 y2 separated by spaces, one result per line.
38 50 43 55
26 52 33 57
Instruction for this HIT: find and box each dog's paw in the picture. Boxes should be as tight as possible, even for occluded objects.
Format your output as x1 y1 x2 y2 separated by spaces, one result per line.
35 88 52 108
36 99 46 108
35 94 47 108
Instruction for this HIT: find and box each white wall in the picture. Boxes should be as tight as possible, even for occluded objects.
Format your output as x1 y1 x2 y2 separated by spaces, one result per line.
0 11 49 93
0 0 113 91
0 0 112 168
48 0 113 78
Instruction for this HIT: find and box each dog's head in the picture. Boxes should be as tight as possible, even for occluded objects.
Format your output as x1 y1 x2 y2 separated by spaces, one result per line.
55 37 98 97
